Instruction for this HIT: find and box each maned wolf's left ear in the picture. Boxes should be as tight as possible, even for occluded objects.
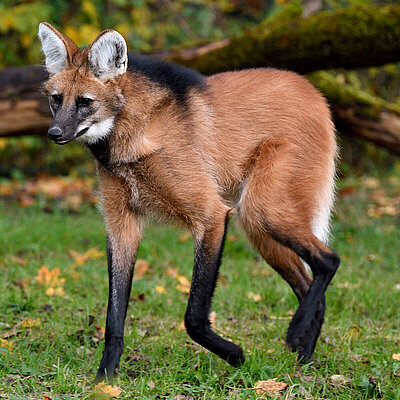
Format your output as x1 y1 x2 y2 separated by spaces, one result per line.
38 22 79 74
89 30 128 80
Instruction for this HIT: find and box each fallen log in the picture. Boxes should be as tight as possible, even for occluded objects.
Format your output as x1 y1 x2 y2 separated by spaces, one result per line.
1 5 400 155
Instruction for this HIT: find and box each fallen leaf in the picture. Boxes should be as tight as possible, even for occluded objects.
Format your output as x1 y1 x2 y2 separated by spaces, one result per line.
330 374 351 386
392 353 400 361
177 321 185 331
10 256 28 266
35 266 65 288
176 274 191 294
70 248 104 267
156 286 166 294
248 292 262 302
46 287 65 297
0 338 13 352
43 396 54 400
254 378 288 395
92 326 105 343
20 318 41 328
93 382 124 398
135 259 150 279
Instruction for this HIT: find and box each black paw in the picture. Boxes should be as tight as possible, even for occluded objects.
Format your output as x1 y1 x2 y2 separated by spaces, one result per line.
94 338 124 383
226 346 246 367
286 298 325 359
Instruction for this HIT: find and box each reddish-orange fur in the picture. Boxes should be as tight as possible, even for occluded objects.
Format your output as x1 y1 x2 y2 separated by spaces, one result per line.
40 24 339 379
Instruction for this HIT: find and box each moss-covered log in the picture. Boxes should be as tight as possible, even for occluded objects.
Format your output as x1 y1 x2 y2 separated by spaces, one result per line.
170 5 400 75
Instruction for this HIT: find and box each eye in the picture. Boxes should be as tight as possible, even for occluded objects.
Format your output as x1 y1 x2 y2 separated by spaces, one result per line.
51 93 63 105
77 97 93 108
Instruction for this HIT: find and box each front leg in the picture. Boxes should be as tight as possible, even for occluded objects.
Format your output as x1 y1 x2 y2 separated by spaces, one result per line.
184 209 245 367
95 167 142 382
95 234 139 382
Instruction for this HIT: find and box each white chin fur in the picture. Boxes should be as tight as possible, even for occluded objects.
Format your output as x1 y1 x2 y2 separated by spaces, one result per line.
76 117 114 144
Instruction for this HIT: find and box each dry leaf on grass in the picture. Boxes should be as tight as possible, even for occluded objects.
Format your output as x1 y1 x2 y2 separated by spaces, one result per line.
42 396 54 400
70 248 104 267
392 353 400 361
254 378 288 396
20 318 41 328
46 287 65 297
35 266 65 288
93 382 124 398
156 286 166 294
92 326 105 343
177 321 185 331
0 338 13 352
330 374 351 386
248 292 262 302
135 259 151 279
176 274 191 294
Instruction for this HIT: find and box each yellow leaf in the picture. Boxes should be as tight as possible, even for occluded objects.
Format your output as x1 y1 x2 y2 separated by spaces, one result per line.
35 266 65 288
254 378 288 395
46 287 65 297
20 318 41 328
177 321 185 331
156 286 166 294
70 248 104 267
392 353 400 361
0 338 13 352
176 274 191 294
93 382 124 398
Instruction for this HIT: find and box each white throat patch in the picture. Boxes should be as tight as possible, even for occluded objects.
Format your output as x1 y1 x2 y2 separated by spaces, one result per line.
76 117 115 144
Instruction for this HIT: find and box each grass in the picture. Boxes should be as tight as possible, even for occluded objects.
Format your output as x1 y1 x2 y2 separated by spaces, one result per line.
0 171 400 399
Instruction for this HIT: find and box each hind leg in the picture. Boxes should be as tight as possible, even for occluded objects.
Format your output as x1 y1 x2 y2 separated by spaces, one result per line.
238 141 340 362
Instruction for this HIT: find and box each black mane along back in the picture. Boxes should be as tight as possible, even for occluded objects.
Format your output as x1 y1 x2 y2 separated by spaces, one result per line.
127 54 207 105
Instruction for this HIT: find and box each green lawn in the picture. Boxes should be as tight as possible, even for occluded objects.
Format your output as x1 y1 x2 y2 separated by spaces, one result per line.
0 172 399 399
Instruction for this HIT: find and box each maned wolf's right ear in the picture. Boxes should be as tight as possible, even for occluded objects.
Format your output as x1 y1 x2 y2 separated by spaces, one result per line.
89 30 128 80
38 22 79 74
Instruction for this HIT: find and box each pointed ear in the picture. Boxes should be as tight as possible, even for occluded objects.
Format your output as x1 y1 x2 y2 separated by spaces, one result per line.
38 22 79 74
89 30 128 80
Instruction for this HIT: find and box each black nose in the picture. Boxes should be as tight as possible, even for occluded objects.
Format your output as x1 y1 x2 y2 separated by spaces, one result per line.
48 127 63 141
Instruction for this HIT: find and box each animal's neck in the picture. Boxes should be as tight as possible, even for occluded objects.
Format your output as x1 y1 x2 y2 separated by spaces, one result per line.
87 76 165 170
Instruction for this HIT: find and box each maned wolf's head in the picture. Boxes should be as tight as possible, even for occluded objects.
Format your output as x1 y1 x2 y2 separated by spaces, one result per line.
38 23 127 145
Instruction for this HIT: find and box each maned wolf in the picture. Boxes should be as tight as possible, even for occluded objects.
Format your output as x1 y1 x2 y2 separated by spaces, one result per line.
38 22 340 382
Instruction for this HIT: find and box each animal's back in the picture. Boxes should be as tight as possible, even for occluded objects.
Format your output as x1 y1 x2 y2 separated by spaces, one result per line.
205 69 337 244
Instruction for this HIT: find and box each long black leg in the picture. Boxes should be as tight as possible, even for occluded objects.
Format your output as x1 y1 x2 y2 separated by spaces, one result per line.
286 247 340 362
184 212 245 367
95 236 137 382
